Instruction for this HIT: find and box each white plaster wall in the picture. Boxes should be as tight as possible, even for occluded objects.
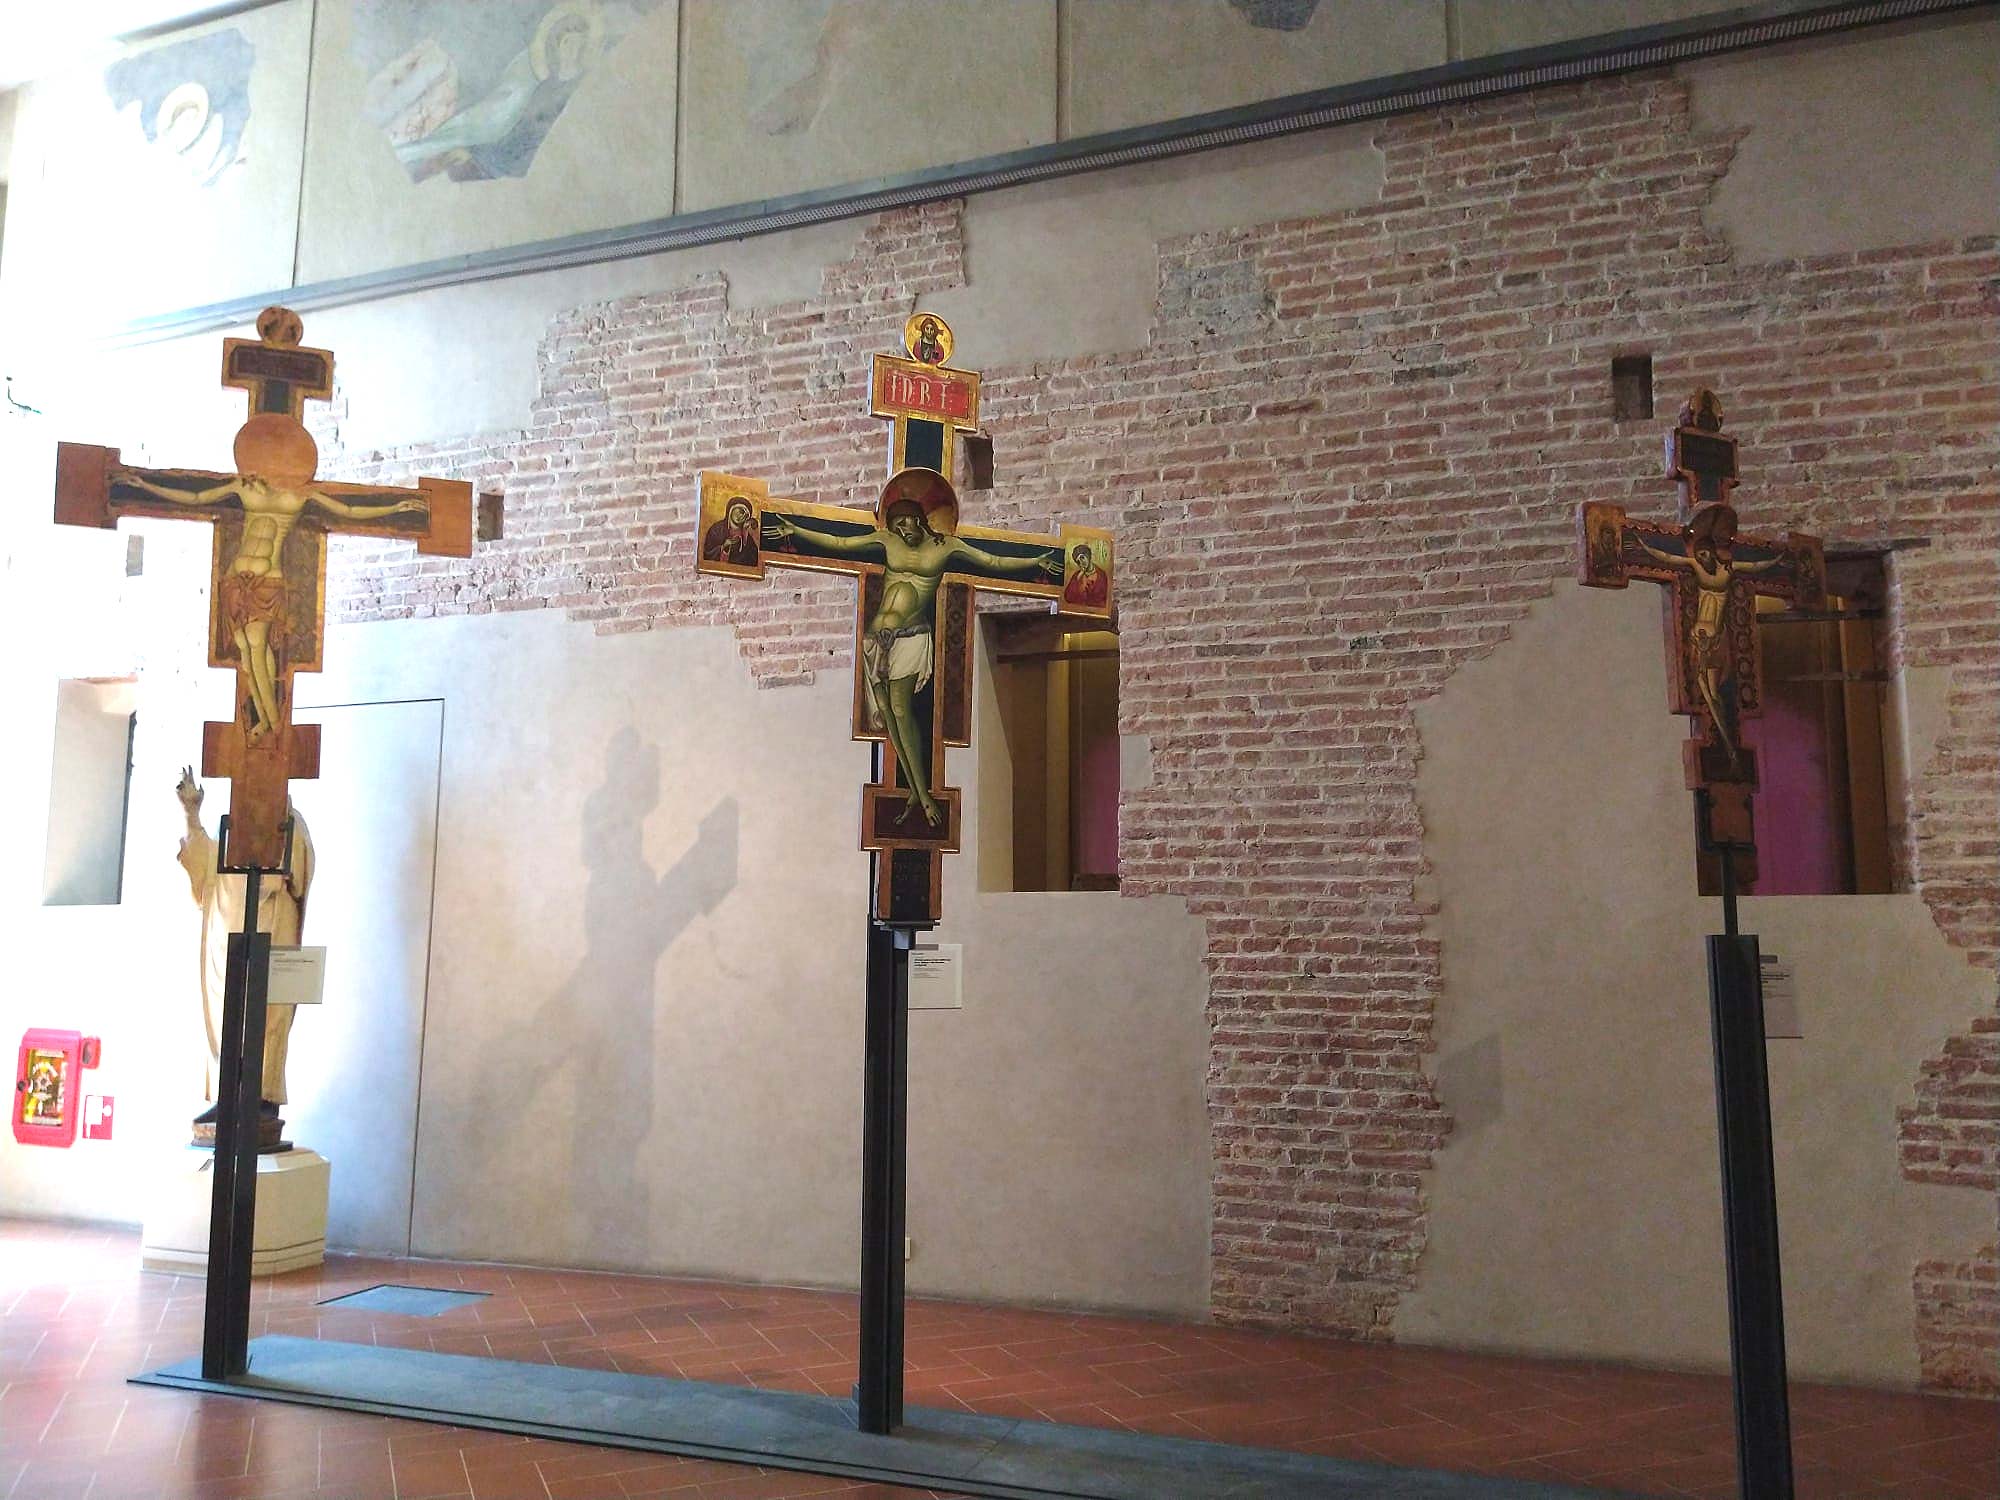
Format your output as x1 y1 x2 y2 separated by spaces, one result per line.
677 0 1057 213
285 698 446 1255
0 420 242 1222
924 125 1383 368
1686 12 2000 261
1063 0 1442 138
0 0 310 332
1454 0 1731 57
1404 586 1994 1388
302 609 1214 1315
0 88 17 179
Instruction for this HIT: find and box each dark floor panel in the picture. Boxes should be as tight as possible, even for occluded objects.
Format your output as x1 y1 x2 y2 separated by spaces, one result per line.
317 1282 491 1316
138 1335 1637 1500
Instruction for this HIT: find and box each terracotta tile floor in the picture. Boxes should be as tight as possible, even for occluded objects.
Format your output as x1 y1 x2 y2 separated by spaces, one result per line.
2 1219 1992 1500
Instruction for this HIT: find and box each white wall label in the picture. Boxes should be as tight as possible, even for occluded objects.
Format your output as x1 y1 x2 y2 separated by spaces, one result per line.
269 946 328 1006
1760 953 1800 1039
910 943 963 1010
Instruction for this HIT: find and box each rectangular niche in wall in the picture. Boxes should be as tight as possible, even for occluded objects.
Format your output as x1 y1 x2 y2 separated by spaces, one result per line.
983 615 1121 893
42 678 138 906
1702 554 1894 897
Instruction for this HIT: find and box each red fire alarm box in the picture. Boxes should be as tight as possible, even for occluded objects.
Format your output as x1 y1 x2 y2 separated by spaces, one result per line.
14 1030 102 1148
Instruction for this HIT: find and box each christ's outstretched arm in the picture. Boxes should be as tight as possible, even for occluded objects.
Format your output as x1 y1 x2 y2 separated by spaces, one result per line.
1631 534 1692 570
121 474 243 506
768 513 882 555
949 538 1062 579
309 491 426 522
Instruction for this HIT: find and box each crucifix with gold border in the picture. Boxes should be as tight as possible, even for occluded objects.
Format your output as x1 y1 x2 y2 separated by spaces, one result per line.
50 306 475 1384
695 314 1114 1434
696 312 1114 928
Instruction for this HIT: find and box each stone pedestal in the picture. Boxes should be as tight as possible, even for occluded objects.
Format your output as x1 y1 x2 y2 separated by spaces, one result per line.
141 1148 330 1276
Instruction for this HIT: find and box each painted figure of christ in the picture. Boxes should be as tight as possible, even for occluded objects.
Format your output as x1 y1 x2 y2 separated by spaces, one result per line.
769 495 1057 825
111 420 427 742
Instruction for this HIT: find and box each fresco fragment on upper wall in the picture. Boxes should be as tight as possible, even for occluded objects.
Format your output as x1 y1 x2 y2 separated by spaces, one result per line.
677 0 1056 213
0 0 309 339
1063 0 1444 138
350 0 663 183
296 0 679 285
103 28 255 189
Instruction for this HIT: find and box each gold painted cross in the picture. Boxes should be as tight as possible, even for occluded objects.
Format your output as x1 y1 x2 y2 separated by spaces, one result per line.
1577 389 1826 879
54 306 474 871
697 314 1114 926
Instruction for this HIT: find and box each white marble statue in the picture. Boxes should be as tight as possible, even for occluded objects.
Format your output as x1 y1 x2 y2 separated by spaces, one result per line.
175 768 314 1132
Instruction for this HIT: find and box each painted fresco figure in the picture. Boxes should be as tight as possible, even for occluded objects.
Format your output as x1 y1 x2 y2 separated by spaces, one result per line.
175 767 314 1140
115 442 426 742
769 496 1057 826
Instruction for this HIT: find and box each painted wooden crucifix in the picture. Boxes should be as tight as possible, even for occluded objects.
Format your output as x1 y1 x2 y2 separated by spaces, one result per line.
1578 386 1832 1499
695 313 1114 927
54 305 474 872
1577 388 1826 880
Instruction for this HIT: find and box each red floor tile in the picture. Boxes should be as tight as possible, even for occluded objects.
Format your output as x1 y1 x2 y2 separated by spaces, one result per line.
3 1218 1993 1500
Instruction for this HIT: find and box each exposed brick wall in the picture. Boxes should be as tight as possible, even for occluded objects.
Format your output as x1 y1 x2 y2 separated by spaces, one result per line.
1915 1245 1999 1395
1901 1016 2000 1191
320 72 1999 1382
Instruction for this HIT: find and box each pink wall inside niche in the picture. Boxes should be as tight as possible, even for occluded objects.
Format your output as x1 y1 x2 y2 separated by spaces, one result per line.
1074 727 1121 878
1741 690 1843 895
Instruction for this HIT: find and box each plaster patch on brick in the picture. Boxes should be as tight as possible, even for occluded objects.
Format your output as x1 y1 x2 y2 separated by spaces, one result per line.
1155 242 1275 345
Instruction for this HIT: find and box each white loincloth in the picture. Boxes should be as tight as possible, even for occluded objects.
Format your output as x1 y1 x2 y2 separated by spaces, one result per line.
865 628 934 689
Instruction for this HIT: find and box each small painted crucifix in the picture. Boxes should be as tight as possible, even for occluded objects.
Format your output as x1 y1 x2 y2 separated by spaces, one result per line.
54 305 475 871
1577 388 1826 879
696 313 1114 926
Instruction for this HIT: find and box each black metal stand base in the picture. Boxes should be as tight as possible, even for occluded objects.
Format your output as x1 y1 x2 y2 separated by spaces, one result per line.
200 814 289 1382
858 920 912 1435
1705 930 1794 1500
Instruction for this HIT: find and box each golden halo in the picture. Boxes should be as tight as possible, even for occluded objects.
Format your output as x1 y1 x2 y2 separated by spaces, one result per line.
531 0 606 82
1688 503 1739 549
157 82 211 153
878 467 958 535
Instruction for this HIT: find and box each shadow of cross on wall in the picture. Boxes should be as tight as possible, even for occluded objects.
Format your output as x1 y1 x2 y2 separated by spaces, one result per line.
473 729 737 1265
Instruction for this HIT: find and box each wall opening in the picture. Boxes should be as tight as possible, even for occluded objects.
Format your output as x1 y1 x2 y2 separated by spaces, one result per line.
1703 553 1893 896
982 613 1120 892
42 678 139 907
1611 354 1654 420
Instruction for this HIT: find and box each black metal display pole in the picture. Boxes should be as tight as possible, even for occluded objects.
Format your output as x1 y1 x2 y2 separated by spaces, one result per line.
200 815 280 1381
1706 825 1794 1500
857 914 912 1434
